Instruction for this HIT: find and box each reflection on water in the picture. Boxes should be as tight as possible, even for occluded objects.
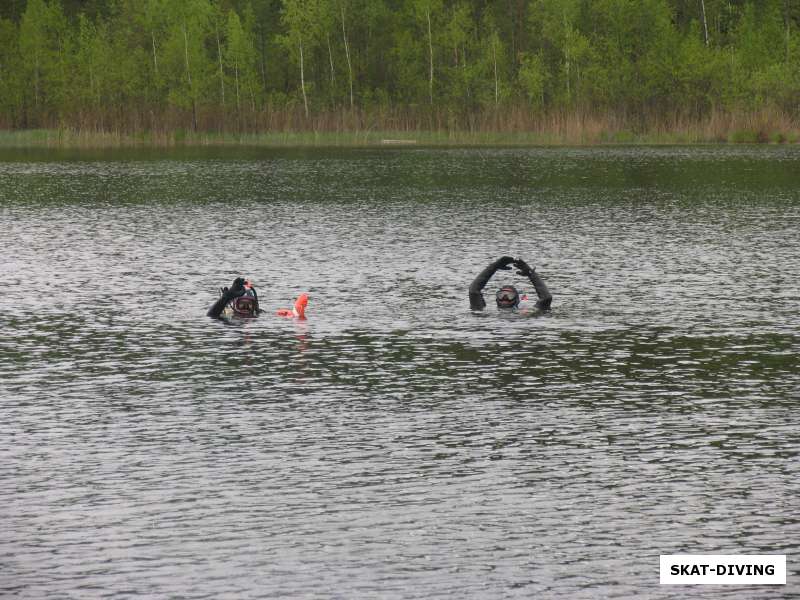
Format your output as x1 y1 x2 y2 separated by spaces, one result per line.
1 147 798 598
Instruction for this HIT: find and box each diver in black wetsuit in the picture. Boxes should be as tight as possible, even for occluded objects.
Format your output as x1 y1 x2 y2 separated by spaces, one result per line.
207 277 260 318
469 256 552 311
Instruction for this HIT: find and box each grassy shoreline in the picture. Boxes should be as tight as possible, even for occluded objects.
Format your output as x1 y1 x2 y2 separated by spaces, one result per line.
0 126 798 149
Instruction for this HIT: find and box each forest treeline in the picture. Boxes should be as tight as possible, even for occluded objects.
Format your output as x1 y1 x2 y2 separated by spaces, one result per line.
0 0 798 136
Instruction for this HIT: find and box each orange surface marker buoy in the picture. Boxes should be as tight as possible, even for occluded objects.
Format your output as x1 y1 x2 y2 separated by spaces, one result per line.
277 293 308 319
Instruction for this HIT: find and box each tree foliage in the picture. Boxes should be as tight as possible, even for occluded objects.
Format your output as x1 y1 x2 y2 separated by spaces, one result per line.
0 0 798 129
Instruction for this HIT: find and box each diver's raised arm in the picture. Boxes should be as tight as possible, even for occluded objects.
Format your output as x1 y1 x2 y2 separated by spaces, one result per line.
469 256 514 310
207 277 247 318
513 258 552 310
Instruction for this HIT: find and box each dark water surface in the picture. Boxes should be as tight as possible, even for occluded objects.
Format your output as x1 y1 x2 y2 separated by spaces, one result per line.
1 146 798 598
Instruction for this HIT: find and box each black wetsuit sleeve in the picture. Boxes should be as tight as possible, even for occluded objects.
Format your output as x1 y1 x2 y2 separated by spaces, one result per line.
469 257 512 310
208 278 248 319
528 270 552 310
207 293 233 318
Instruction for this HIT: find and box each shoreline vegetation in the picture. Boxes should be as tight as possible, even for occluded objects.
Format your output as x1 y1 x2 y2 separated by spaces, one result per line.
1 1 799 150
1 108 798 148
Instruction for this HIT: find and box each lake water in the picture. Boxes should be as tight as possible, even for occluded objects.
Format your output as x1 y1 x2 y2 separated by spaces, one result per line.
1 146 798 598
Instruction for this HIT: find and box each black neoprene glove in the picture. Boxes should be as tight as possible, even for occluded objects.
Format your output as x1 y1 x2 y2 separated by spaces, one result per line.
513 258 534 276
225 277 247 299
495 256 515 270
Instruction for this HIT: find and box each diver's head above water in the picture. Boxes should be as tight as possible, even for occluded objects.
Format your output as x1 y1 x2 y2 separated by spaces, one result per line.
225 277 259 317
495 285 520 309
229 289 259 317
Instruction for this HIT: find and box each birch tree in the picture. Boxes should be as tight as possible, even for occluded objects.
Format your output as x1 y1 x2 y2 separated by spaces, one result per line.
280 0 321 118
161 0 214 130
225 9 261 117
339 0 354 109
442 1 473 106
410 0 443 105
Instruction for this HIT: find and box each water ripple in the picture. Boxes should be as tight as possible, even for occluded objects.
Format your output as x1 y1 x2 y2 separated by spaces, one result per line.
1 147 798 599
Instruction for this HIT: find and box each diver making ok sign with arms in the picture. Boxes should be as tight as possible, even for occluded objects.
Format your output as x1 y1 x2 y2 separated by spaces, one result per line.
469 256 552 312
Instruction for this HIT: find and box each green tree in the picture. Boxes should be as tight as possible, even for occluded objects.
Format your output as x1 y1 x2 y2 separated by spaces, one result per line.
279 0 322 117
441 1 474 108
72 15 101 110
412 0 443 105
160 0 215 129
0 18 22 125
225 7 261 117
18 0 68 124
519 52 546 108
337 0 355 108
528 0 592 109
